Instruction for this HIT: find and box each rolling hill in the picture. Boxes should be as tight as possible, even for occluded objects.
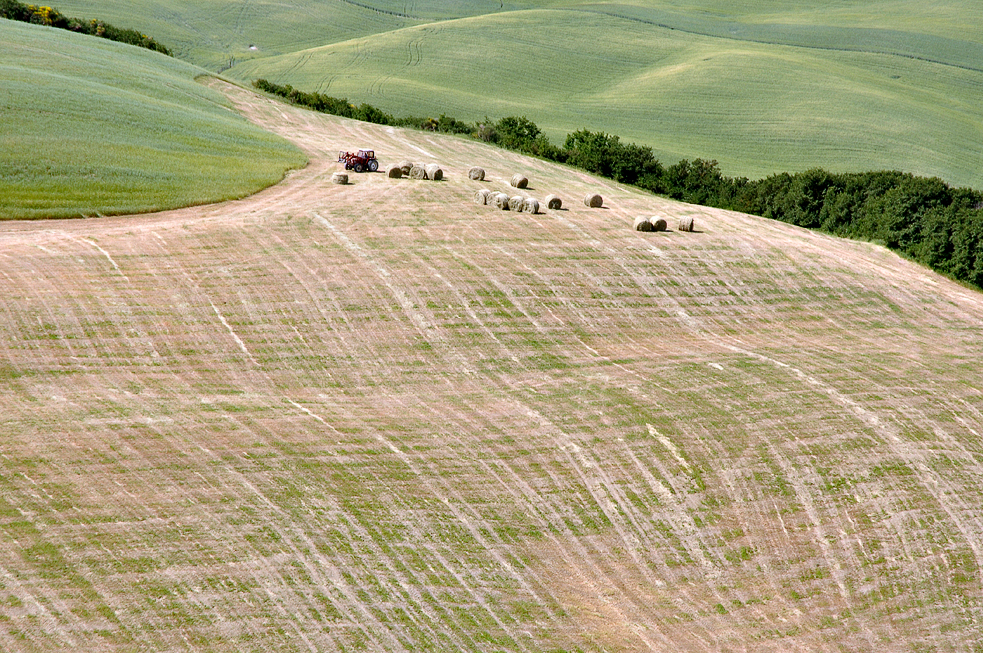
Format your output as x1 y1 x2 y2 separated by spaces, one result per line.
48 0 983 189
1 80 982 651
0 19 304 220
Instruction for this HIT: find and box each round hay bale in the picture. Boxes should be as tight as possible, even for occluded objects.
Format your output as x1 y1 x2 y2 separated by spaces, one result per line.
508 195 525 212
409 165 427 180
510 174 528 189
424 164 443 181
545 194 562 210
634 216 653 232
678 216 695 232
493 192 511 210
398 160 413 175
474 189 492 205
523 198 540 214
386 165 403 178
331 172 348 185
468 167 485 181
584 193 603 208
651 217 668 232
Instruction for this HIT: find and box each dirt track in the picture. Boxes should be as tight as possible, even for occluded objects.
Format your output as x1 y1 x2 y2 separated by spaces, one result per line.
1 79 983 651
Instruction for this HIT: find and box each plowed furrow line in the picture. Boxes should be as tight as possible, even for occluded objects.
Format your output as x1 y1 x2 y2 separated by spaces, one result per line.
480 242 675 392
141 415 401 650
392 397 680 649
720 338 983 581
324 475 504 650
294 399 545 650
310 211 481 381
431 397 687 632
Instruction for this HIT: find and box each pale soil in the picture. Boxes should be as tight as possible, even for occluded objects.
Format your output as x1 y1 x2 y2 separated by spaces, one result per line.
1 79 982 651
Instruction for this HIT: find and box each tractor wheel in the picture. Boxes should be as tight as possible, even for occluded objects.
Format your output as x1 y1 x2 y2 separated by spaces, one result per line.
368 160 379 172
354 163 364 173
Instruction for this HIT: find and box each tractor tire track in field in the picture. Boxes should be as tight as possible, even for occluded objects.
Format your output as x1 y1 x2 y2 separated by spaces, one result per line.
2 78 983 651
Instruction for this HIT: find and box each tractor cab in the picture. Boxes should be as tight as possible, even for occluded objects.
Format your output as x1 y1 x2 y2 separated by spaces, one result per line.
338 149 379 173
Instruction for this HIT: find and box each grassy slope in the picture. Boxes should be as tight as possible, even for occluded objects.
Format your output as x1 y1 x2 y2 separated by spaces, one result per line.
54 0 983 187
1 83 982 652
50 0 428 69
229 8 983 187
0 20 305 220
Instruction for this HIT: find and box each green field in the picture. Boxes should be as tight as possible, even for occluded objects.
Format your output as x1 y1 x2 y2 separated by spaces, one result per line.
48 0 983 189
0 20 305 220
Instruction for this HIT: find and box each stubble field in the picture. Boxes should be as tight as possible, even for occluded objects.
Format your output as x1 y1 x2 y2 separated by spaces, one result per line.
1 81 982 651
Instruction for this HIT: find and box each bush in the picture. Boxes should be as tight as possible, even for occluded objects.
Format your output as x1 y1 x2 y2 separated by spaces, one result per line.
494 116 543 152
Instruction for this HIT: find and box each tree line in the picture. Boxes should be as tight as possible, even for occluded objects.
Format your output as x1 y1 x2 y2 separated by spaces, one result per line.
1 0 172 55
256 76 983 289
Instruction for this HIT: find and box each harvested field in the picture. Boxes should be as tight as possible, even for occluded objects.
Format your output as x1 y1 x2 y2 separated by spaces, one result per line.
2 79 983 652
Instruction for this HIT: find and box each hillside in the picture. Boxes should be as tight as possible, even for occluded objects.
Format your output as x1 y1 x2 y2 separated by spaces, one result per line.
50 0 983 189
0 20 304 220
1 82 982 651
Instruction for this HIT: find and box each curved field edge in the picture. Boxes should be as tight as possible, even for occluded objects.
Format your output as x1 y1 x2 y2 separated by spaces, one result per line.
0 81 982 651
0 20 306 221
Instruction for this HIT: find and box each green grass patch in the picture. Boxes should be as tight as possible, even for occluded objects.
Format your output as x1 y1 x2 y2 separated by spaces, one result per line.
0 20 305 220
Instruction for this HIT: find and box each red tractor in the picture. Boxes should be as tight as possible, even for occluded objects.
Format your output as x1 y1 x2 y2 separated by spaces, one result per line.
338 149 379 173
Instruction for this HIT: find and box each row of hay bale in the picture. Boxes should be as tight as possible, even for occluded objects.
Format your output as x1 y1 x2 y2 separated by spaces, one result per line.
473 189 542 213
387 160 443 181
511 174 597 208
505 172 562 208
634 215 696 232
476 168 603 211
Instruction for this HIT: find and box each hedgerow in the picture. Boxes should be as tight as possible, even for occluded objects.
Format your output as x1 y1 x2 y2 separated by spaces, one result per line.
252 78 983 289
0 0 171 54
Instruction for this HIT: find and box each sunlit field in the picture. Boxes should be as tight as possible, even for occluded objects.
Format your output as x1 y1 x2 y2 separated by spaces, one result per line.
0 21 304 220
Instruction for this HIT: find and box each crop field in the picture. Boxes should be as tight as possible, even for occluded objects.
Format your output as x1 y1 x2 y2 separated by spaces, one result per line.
0 21 305 220
228 9 983 188
51 0 983 189
2 81 983 651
